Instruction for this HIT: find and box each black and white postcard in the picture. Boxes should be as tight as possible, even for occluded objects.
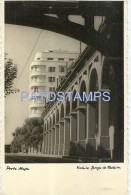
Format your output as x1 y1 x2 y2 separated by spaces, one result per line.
0 1 128 194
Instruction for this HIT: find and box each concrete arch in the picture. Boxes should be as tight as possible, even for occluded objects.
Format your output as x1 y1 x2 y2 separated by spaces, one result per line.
72 83 79 93
89 63 102 90
71 83 79 109
89 68 98 91
79 75 88 88
5 2 115 55
79 80 87 106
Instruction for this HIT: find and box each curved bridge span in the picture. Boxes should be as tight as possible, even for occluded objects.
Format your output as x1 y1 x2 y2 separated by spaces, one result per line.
5 1 123 56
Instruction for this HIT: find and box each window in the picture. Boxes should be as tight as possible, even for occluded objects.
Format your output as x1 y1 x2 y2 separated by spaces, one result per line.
69 58 74 61
58 58 64 60
33 77 37 82
47 58 53 60
34 107 38 114
34 67 37 72
48 77 55 82
59 66 65 73
48 67 56 72
49 87 56 92
33 87 38 92
37 58 40 60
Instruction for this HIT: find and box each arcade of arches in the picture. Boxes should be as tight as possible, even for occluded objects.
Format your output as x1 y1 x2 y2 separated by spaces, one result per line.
42 50 124 161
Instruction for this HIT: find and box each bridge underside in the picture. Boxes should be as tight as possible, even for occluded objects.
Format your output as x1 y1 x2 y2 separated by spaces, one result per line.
5 1 123 56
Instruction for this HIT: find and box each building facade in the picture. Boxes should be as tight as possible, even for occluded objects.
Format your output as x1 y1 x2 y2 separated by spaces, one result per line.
29 50 79 118
42 46 124 162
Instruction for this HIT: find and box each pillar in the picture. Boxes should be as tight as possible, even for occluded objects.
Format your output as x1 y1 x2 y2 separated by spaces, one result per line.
70 112 77 141
77 107 86 149
46 132 49 154
51 128 55 155
87 102 97 157
63 117 70 156
49 130 52 154
43 133 46 154
59 121 64 155
55 125 59 155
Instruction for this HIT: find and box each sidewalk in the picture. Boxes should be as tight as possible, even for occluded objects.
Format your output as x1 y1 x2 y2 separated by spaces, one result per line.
6 152 62 158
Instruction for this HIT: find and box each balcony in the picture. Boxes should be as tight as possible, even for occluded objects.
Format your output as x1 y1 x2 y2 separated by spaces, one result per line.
29 103 45 108
29 113 42 118
30 72 46 78
30 61 47 68
30 82 46 88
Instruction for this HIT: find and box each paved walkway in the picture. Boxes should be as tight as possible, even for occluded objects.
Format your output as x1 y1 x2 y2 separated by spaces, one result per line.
5 153 80 163
6 152 62 158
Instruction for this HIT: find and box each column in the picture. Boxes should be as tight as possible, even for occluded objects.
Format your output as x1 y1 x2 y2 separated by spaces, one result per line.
63 116 70 156
77 107 86 149
55 125 59 155
69 112 78 156
48 130 52 154
70 112 77 141
46 132 49 154
59 121 64 155
87 102 97 157
51 128 55 155
43 133 46 154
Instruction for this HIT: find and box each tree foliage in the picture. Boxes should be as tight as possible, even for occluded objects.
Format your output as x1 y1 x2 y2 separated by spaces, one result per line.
10 117 44 153
5 54 18 96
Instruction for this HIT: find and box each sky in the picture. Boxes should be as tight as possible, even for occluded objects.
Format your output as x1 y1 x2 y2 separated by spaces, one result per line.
5 24 86 144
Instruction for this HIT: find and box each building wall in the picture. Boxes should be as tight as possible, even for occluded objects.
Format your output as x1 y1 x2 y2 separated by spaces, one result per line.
29 50 79 118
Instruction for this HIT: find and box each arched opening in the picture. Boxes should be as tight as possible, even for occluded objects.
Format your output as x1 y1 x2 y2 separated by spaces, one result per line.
47 120 49 130
49 117 52 128
66 99 70 115
72 90 77 111
80 80 87 106
56 109 59 123
61 104 64 119
87 69 98 157
44 124 46 131
53 113 55 125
